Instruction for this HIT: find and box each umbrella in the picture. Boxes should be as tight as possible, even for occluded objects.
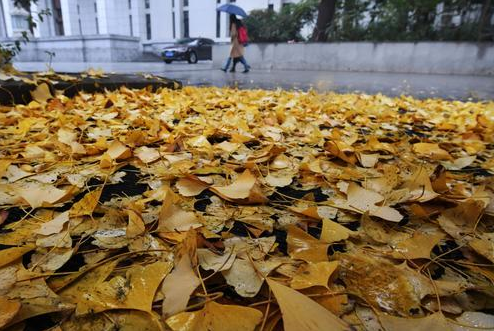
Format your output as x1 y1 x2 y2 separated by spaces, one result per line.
216 4 247 18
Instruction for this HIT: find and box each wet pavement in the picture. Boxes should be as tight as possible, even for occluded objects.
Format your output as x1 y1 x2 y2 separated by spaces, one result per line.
14 61 494 101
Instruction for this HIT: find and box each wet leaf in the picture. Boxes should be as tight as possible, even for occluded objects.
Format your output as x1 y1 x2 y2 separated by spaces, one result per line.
290 261 339 290
287 225 329 263
166 301 263 331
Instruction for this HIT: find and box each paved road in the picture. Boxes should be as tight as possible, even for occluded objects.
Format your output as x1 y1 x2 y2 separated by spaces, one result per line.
14 61 494 101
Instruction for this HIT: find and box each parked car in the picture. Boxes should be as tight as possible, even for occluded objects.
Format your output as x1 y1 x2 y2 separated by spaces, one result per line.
161 38 214 64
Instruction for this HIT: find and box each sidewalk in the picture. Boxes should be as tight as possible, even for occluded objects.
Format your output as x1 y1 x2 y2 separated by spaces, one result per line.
13 61 494 100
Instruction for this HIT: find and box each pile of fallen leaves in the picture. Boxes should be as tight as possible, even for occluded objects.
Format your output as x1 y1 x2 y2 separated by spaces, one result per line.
0 85 494 331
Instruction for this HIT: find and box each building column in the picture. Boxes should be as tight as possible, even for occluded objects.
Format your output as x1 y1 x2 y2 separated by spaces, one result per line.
96 0 108 34
30 2 41 37
60 0 74 35
175 0 183 38
1 0 13 37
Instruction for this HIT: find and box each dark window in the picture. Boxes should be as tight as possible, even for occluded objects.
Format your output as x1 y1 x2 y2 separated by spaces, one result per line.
128 0 132 9
77 4 80 14
217 0 220 3
94 2 97 12
52 0 64 36
172 0 175 8
95 17 99 34
172 12 176 38
144 0 150 9
183 0 188 7
129 15 133 36
268 4 274 11
229 0 235 2
146 13 151 39
216 10 220 38
183 10 189 37
78 19 82 34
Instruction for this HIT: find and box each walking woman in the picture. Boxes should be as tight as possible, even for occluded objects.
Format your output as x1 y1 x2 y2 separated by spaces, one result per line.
221 14 250 73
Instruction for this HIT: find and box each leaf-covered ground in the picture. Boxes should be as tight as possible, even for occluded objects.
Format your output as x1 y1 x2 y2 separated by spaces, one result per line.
0 85 494 331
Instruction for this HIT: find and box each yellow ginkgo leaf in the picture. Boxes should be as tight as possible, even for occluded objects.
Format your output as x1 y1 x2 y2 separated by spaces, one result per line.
30 82 53 103
70 189 102 217
267 278 350 331
0 297 21 328
0 245 34 268
412 143 452 161
290 261 339 290
287 225 329 263
320 219 355 244
211 169 256 200
166 301 263 331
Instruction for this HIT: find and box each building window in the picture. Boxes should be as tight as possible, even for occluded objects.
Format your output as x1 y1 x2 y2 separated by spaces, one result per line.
95 17 99 34
172 12 176 38
129 15 133 36
11 15 28 29
145 13 151 39
183 10 189 37
183 0 188 7
268 4 274 11
217 0 220 3
78 19 82 34
77 4 80 14
229 0 235 2
216 10 220 38
144 0 149 9
52 0 64 36
172 0 175 8
94 2 97 12
129 0 132 9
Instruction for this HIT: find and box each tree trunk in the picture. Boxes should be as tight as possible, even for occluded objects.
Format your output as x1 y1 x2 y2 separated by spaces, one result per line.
478 0 492 41
312 0 337 42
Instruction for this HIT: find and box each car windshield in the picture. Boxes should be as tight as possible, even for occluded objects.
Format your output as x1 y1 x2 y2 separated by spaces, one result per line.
176 38 195 45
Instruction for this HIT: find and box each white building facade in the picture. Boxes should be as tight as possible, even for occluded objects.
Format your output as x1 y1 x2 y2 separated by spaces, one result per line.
0 0 298 47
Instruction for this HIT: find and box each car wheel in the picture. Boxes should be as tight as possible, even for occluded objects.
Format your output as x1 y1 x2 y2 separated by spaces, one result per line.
188 51 198 64
164 60 172 64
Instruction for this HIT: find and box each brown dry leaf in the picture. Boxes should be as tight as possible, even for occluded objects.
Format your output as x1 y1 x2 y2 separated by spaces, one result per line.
290 261 339 290
166 301 263 331
0 296 21 328
437 199 485 240
126 209 145 238
402 167 439 203
161 254 200 318
469 233 494 263
70 189 102 217
338 250 432 316
379 312 452 331
0 245 34 268
76 261 172 315
265 171 294 187
287 225 329 263
59 259 120 301
412 143 452 160
267 278 350 331
30 82 52 103
347 182 403 222
320 219 355 243
61 310 165 331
